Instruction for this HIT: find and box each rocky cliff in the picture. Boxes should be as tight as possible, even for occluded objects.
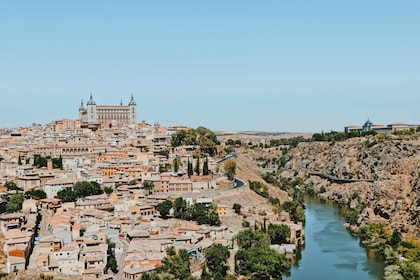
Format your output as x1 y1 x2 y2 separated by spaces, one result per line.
284 134 420 238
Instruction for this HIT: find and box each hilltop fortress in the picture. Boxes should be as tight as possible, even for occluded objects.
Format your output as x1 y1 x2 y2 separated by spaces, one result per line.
79 94 137 130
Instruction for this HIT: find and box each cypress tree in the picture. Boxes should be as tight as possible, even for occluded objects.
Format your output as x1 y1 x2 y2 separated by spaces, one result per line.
203 156 209 175
187 159 193 177
59 154 63 169
173 157 179 173
194 157 200 176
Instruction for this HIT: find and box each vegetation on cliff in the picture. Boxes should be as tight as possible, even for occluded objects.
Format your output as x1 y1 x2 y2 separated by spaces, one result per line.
357 223 420 279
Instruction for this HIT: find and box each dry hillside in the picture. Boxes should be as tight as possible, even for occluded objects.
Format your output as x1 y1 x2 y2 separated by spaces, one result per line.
284 134 420 238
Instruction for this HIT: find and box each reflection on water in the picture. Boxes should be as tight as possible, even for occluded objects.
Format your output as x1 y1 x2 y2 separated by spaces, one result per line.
284 197 384 280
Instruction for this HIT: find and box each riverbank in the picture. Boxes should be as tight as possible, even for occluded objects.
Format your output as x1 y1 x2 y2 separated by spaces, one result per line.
285 196 384 280
303 193 420 280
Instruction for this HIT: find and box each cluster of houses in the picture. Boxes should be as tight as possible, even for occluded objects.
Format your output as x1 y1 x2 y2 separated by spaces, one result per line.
0 189 237 279
0 119 303 279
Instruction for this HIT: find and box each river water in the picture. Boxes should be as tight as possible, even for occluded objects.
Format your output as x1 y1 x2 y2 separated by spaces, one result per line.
284 197 384 280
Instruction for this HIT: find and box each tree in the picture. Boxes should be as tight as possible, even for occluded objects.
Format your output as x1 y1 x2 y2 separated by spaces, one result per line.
283 200 305 225
389 230 401 248
104 186 113 195
57 189 77 202
202 156 209 176
226 139 235 146
194 157 200 176
7 194 24 213
140 273 155 280
18 155 22 165
233 203 242 214
158 164 165 173
190 203 221 226
31 189 47 200
74 181 103 197
214 272 224 280
33 154 48 168
171 126 219 149
106 238 116 251
346 131 360 138
235 245 290 279
52 157 63 169
235 229 270 249
312 133 325 141
58 154 63 169
224 159 236 181
173 157 180 173
173 198 189 220
107 257 118 273
332 132 346 141
200 265 212 280
205 243 230 276
160 247 191 280
187 159 193 177
158 149 169 159
56 181 103 202
5 181 20 191
157 200 173 219
143 180 154 196
267 223 290 244
384 265 404 280
400 261 420 280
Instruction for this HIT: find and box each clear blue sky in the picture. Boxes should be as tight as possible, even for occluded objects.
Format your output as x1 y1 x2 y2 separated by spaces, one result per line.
1 1 419 132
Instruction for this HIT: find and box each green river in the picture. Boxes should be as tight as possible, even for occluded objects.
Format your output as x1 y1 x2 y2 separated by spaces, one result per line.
284 197 385 280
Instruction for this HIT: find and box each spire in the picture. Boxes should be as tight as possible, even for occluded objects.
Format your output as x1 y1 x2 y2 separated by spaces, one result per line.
79 99 86 111
128 93 136 106
120 100 123 106
87 92 96 105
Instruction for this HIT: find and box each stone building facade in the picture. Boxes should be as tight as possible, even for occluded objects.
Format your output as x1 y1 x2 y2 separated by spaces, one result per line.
79 94 137 129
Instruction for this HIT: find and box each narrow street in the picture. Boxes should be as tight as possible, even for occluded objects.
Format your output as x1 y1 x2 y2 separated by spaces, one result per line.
27 209 51 270
115 239 129 280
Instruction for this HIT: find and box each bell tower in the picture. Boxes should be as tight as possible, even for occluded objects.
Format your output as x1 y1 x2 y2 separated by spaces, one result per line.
128 94 137 125
86 93 97 123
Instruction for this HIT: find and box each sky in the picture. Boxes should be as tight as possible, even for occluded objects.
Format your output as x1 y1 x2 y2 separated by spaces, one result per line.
0 1 419 132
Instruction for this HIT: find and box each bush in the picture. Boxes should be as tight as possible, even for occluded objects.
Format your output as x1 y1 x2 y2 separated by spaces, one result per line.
233 203 242 214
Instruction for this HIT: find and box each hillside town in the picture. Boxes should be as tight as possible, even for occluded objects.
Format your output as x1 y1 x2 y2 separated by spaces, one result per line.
0 97 302 280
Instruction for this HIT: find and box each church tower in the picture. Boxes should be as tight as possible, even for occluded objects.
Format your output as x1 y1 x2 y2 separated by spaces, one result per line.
86 93 97 124
128 94 137 125
79 100 87 123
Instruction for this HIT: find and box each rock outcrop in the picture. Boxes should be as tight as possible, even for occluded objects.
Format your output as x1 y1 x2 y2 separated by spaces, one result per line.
285 135 420 238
